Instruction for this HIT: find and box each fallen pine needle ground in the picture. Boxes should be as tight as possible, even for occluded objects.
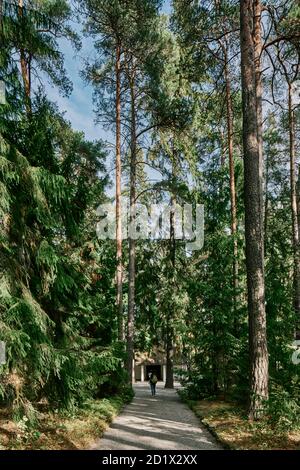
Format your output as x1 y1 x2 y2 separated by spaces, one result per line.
0 396 127 450
185 399 300 450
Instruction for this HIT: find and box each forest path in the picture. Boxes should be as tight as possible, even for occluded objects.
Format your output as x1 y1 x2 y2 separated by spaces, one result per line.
90 382 222 450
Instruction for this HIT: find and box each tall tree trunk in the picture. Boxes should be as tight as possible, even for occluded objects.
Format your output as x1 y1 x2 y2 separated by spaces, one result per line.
297 167 300 315
165 187 175 389
224 45 238 333
18 0 31 114
127 72 137 384
0 0 3 27
240 0 269 420
165 340 174 388
115 43 124 341
288 83 300 339
264 149 269 244
297 165 300 255
254 0 264 234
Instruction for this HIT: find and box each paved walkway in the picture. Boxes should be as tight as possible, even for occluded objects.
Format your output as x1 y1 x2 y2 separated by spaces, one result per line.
90 383 222 450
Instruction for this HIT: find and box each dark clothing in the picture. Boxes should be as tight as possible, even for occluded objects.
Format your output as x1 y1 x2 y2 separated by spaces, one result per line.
150 382 156 396
149 373 157 396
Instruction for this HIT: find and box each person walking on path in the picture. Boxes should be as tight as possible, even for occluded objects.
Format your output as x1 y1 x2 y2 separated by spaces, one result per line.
149 372 158 396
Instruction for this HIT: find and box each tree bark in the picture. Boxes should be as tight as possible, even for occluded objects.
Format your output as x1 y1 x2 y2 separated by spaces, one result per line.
264 148 269 244
254 0 264 234
224 45 239 333
297 168 300 319
165 187 175 389
276 49 300 339
288 83 300 339
115 43 124 342
126 70 137 384
0 0 3 27
18 0 31 115
297 165 300 258
240 0 269 420
165 340 174 388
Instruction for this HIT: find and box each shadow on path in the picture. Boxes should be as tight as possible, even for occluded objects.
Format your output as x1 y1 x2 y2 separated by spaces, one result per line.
90 383 222 450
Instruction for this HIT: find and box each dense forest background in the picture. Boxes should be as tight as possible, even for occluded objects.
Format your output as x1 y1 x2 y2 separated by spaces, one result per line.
0 0 300 433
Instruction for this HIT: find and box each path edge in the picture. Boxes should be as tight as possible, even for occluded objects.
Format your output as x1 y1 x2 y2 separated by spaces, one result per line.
177 391 230 450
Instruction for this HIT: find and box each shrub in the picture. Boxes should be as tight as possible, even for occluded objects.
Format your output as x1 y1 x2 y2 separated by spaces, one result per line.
268 386 300 432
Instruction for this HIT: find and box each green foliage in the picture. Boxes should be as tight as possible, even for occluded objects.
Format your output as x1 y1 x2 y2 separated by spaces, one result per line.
268 385 300 432
0 95 124 412
1 0 300 436
0 6 123 414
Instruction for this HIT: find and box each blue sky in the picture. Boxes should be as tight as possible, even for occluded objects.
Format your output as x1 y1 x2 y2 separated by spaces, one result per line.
44 1 172 143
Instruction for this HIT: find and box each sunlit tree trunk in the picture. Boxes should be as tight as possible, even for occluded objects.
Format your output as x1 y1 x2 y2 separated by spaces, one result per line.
18 0 31 114
288 83 300 339
127 69 137 384
224 44 238 333
298 165 300 259
297 167 300 307
240 0 269 420
264 151 269 245
165 187 175 389
115 43 124 341
254 0 264 233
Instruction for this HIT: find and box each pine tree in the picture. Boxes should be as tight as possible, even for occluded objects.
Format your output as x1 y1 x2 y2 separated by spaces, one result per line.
240 0 268 420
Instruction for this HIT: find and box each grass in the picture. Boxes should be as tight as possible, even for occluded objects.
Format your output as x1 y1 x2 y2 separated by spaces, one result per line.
0 394 131 450
182 398 300 450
